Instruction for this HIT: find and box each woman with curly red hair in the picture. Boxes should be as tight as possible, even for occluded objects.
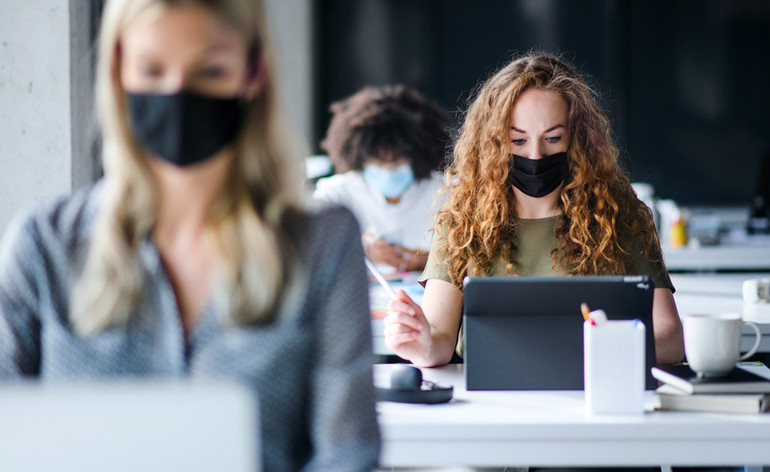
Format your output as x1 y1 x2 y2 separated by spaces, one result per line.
384 52 684 367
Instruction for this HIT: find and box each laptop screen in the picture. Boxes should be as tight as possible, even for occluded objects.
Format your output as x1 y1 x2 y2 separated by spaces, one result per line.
463 275 656 390
0 380 259 471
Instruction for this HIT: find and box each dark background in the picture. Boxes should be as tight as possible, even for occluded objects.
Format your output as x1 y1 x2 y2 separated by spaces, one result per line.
315 0 770 207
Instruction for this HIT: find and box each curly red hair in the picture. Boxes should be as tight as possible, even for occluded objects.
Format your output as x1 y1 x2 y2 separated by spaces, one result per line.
436 53 661 286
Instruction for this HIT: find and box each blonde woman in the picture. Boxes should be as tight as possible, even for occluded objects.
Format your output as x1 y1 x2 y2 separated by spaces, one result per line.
384 53 684 368
0 0 379 470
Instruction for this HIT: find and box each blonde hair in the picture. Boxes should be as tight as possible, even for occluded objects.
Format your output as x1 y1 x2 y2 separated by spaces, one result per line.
72 0 303 336
437 52 660 286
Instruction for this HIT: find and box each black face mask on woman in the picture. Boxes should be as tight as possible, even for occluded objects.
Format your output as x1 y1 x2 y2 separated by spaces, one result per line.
508 152 569 198
127 90 245 167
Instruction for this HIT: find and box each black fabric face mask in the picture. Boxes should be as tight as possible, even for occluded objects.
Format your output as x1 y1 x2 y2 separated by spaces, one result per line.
127 90 245 167
508 152 569 198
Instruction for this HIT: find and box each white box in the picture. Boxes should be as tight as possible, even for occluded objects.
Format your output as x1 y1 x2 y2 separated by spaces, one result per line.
584 320 645 415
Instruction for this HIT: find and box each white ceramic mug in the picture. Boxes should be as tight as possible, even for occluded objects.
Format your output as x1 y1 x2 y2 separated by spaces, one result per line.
743 278 770 303
683 313 762 377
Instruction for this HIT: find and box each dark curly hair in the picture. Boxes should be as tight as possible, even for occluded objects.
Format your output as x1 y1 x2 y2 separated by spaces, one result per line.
320 85 451 179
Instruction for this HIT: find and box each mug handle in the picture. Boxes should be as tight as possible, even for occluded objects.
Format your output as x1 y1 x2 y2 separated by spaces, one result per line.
739 321 763 361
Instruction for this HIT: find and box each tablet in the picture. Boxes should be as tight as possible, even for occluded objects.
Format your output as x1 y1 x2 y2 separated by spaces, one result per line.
463 275 656 390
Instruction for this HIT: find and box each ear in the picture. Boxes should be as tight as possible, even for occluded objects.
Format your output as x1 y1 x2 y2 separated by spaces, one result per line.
111 42 122 81
111 42 125 98
244 52 266 101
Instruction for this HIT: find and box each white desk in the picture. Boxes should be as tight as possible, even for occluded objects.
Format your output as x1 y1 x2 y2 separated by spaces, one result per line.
376 364 770 469
663 239 770 272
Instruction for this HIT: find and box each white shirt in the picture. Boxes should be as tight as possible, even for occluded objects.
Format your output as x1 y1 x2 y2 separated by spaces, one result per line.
313 170 445 250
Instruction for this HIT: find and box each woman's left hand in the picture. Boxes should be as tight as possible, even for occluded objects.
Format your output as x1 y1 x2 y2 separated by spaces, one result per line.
362 233 427 271
395 248 428 272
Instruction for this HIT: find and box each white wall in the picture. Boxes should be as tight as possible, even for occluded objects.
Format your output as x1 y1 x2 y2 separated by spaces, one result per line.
0 2 72 234
264 0 314 157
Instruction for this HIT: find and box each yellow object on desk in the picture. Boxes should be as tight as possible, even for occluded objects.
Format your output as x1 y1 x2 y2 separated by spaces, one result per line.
670 216 688 247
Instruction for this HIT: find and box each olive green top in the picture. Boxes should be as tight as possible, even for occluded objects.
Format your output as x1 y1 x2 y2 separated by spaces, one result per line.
418 216 674 357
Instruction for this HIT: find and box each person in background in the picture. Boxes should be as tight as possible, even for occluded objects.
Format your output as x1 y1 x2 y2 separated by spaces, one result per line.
384 52 684 369
0 0 379 470
314 85 451 272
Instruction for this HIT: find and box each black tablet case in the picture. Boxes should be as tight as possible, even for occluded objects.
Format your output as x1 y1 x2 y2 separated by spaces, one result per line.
463 276 657 390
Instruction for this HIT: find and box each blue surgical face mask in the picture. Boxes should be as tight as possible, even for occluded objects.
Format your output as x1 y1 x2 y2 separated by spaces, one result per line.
363 162 415 199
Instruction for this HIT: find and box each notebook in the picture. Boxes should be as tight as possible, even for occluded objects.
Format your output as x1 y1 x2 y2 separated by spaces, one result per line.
652 363 770 394
656 384 770 414
463 275 657 390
